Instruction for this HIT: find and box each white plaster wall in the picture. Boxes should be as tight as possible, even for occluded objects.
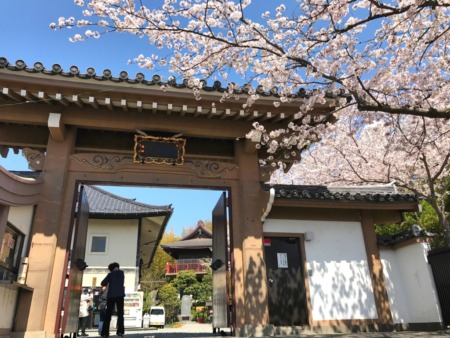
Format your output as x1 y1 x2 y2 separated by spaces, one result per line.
82 219 139 292
7 205 35 258
264 219 377 321
0 284 18 329
379 249 410 323
381 242 441 324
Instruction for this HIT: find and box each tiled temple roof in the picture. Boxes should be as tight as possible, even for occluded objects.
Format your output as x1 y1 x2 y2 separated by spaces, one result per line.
180 220 212 241
84 185 173 218
161 238 212 250
264 183 418 203
0 57 349 99
377 225 434 246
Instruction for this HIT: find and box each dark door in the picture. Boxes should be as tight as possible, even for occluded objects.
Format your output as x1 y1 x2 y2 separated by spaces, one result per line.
60 185 90 333
212 192 229 329
264 236 307 326
428 248 450 326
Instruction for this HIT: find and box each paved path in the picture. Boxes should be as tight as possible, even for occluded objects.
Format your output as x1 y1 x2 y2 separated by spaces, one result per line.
86 322 450 338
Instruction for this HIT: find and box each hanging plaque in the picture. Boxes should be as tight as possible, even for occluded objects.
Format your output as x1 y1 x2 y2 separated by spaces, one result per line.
133 135 186 165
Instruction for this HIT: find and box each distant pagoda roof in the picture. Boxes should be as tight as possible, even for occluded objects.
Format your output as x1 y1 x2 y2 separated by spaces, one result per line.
161 220 212 256
180 220 212 240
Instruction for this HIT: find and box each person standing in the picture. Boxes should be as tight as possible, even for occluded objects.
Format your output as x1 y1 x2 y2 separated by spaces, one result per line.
100 262 125 338
97 285 108 335
78 288 92 336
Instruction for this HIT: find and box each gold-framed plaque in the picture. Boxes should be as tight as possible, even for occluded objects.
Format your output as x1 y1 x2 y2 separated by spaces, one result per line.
133 135 186 165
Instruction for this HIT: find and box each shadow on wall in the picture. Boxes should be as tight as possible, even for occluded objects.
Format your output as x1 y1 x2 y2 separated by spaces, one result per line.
309 260 378 324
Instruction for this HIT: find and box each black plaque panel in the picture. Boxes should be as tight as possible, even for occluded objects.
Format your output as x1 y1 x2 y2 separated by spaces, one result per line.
133 135 186 165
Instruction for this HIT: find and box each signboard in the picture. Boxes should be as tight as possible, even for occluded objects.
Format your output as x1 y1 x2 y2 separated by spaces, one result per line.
133 135 186 165
277 253 288 268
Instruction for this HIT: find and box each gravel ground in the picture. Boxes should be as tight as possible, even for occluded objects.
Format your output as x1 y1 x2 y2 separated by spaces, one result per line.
86 322 228 338
85 322 450 338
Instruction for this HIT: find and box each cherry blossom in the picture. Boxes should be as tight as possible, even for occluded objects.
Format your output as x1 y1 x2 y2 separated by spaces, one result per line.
51 0 450 235
272 109 450 241
51 0 449 149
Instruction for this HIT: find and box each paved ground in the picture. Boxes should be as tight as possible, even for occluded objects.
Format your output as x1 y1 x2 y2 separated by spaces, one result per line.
85 322 450 338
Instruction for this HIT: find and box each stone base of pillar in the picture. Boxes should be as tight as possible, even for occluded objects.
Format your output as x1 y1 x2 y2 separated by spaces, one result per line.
11 331 56 338
237 324 275 337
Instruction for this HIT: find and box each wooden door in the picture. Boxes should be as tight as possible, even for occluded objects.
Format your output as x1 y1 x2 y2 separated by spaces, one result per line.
264 236 308 326
212 192 229 329
60 185 90 334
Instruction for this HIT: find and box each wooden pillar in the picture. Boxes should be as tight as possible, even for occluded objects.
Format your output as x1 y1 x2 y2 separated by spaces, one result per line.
234 141 269 333
360 211 393 326
24 127 76 335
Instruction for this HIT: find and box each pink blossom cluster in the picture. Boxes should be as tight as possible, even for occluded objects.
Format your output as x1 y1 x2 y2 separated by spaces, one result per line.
52 1 450 227
52 1 449 153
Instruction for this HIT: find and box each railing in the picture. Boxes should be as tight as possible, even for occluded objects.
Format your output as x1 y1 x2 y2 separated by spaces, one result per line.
166 259 211 274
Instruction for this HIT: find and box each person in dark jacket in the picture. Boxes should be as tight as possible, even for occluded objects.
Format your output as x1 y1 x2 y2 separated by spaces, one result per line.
97 286 108 335
100 262 125 338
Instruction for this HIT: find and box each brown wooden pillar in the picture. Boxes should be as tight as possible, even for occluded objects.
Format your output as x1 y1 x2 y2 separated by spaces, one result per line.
234 140 269 334
360 211 393 327
24 126 77 335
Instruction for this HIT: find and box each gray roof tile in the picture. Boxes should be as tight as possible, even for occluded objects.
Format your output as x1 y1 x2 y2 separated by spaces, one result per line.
264 184 418 202
84 185 173 217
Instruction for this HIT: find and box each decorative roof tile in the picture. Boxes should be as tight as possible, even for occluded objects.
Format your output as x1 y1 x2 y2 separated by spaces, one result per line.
264 183 418 203
84 185 173 218
180 220 212 241
161 238 212 250
0 57 349 100
377 225 434 246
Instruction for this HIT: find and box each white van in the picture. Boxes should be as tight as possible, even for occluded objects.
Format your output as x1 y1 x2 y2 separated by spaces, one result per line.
149 306 165 328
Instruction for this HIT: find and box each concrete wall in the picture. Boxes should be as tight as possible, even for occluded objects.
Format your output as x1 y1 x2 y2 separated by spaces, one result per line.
0 284 18 334
380 242 442 324
0 206 35 335
263 219 377 321
7 205 35 259
82 219 139 292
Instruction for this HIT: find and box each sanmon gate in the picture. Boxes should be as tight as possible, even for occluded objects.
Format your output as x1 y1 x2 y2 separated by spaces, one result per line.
0 57 332 337
1 58 425 337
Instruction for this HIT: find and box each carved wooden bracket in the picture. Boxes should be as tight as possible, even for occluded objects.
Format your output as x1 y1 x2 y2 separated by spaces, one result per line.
22 148 45 171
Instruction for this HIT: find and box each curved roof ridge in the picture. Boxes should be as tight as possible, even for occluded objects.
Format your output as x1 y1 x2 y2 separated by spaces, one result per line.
161 237 212 251
180 220 212 241
264 183 418 202
85 185 173 216
87 185 172 208
0 57 349 100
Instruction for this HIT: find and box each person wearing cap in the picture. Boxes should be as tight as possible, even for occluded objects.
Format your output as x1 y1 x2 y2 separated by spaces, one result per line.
78 288 92 336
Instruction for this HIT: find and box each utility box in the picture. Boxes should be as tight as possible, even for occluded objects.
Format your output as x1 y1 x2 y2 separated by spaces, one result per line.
142 313 150 328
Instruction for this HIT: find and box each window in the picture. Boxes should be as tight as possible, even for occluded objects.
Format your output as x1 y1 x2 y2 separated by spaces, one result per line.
151 308 164 315
90 235 108 253
0 223 25 281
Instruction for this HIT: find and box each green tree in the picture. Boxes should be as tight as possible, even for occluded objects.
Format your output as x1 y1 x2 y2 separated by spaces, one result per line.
140 230 180 312
157 283 180 323
141 230 179 293
171 270 198 297
187 270 213 305
376 200 447 249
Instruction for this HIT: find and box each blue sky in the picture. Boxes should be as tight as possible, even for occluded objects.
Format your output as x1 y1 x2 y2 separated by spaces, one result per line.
0 0 224 236
1 0 171 79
